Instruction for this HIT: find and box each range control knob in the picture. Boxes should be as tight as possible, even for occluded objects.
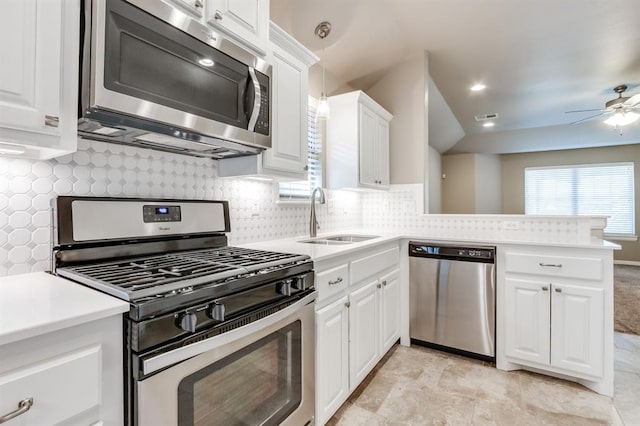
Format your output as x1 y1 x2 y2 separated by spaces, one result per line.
208 303 226 322
291 277 305 291
177 312 197 333
277 280 292 296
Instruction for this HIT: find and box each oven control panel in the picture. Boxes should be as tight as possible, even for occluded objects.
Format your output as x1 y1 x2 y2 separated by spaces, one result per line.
143 205 181 223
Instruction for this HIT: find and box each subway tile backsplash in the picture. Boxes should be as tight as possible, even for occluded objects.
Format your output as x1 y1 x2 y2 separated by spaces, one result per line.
0 138 362 276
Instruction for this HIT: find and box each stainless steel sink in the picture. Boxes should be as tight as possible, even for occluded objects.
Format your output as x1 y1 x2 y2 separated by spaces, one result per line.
297 234 381 245
323 235 380 242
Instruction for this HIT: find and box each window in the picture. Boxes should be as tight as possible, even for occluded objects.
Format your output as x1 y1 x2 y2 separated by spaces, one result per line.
278 97 322 200
525 162 635 236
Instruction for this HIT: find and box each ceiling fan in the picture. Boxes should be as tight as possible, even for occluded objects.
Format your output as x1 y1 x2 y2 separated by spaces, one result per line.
566 84 640 126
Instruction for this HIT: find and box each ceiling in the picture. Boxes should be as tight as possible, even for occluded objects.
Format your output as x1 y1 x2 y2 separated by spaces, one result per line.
270 0 640 154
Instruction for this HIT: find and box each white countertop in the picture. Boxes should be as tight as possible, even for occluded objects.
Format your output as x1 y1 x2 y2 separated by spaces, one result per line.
0 272 129 346
240 230 620 262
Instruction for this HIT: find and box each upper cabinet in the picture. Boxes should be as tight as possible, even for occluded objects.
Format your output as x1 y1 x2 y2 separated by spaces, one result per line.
205 0 269 55
0 0 79 159
262 23 318 179
326 91 393 190
218 22 318 180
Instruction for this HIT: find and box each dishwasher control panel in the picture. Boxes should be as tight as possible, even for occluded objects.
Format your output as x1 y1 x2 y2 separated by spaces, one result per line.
409 242 495 262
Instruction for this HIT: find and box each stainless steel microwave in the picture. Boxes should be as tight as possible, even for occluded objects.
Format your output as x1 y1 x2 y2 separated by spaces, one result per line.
78 0 271 159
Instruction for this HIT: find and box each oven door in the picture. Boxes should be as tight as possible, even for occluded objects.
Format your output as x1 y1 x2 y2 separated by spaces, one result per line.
84 0 270 148
136 292 316 426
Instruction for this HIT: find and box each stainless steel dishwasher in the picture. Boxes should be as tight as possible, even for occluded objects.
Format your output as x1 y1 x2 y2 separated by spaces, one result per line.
409 241 496 361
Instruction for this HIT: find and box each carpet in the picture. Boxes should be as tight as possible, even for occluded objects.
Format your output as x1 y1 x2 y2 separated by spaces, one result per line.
614 264 640 335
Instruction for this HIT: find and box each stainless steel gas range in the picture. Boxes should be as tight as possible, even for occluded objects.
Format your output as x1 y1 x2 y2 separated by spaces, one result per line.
51 196 316 426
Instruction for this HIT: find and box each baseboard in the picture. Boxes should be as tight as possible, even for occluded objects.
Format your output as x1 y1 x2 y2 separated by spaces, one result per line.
614 260 640 266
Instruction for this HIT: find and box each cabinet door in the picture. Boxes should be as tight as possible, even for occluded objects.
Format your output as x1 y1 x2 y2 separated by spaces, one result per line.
358 105 378 187
504 278 550 365
376 116 390 187
316 297 349 425
379 269 400 354
551 284 604 377
349 280 379 390
262 42 308 176
0 0 62 136
206 0 268 54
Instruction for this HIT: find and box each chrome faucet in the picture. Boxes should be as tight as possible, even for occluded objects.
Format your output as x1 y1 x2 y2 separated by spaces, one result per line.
309 187 326 237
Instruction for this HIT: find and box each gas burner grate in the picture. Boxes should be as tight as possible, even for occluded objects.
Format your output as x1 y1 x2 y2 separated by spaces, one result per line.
56 246 308 301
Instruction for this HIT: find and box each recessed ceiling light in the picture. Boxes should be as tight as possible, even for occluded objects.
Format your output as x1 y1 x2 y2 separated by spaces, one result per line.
198 58 214 67
483 122 495 128
471 84 486 92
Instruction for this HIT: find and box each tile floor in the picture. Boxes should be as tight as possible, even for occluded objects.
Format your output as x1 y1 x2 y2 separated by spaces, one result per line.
328 333 640 425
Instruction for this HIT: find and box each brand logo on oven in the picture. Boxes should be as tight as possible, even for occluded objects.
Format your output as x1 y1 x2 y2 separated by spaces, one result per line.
159 226 171 231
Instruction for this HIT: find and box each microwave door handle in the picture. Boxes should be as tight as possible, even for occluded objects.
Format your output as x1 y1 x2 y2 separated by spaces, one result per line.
247 67 261 131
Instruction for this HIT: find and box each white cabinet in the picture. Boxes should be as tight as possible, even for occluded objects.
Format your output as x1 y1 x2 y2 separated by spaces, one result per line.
217 23 317 180
498 245 613 396
205 0 269 55
0 315 124 425
262 23 318 178
348 280 379 389
315 296 349 425
379 269 400 354
0 0 78 159
326 91 393 189
314 243 400 425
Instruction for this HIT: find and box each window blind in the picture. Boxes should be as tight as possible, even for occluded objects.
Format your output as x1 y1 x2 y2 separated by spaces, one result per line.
279 97 322 200
525 162 635 235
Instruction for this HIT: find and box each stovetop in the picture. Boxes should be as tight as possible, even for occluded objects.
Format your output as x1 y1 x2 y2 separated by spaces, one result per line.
56 246 309 302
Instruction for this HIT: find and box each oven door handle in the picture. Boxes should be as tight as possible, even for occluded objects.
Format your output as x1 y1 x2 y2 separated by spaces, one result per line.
247 67 261 131
142 291 317 375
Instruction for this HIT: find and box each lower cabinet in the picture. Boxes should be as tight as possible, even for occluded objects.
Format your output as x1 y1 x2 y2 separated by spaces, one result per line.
0 315 124 425
316 296 349 424
500 245 610 392
315 243 400 426
505 277 604 377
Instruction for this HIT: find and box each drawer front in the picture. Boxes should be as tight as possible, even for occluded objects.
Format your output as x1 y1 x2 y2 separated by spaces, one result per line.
505 252 603 281
316 264 349 302
351 247 399 284
0 345 101 425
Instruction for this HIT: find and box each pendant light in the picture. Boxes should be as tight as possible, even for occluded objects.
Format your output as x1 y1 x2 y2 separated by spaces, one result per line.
315 21 332 121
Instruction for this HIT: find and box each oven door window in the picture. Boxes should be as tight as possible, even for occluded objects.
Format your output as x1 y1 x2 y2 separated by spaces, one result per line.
103 0 267 131
177 321 302 426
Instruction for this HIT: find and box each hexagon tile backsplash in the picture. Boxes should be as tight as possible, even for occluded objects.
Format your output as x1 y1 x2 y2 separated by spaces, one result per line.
0 138 363 276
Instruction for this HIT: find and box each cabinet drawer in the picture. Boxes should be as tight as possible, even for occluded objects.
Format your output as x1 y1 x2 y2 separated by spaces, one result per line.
505 252 603 281
316 264 349 301
0 345 101 425
351 247 399 284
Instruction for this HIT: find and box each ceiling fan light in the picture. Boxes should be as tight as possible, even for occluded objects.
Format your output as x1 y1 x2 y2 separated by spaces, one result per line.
604 111 640 127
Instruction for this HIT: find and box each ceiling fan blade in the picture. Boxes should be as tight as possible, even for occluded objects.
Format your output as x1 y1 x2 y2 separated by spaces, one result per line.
623 94 640 107
565 108 608 114
570 112 606 125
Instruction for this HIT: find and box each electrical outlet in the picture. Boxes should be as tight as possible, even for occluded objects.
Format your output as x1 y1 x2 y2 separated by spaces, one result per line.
503 221 519 231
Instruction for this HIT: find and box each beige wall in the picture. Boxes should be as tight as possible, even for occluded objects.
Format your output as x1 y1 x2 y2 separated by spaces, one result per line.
442 153 502 214
501 144 640 261
366 54 427 185
442 153 476 213
474 154 502 214
428 147 442 213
